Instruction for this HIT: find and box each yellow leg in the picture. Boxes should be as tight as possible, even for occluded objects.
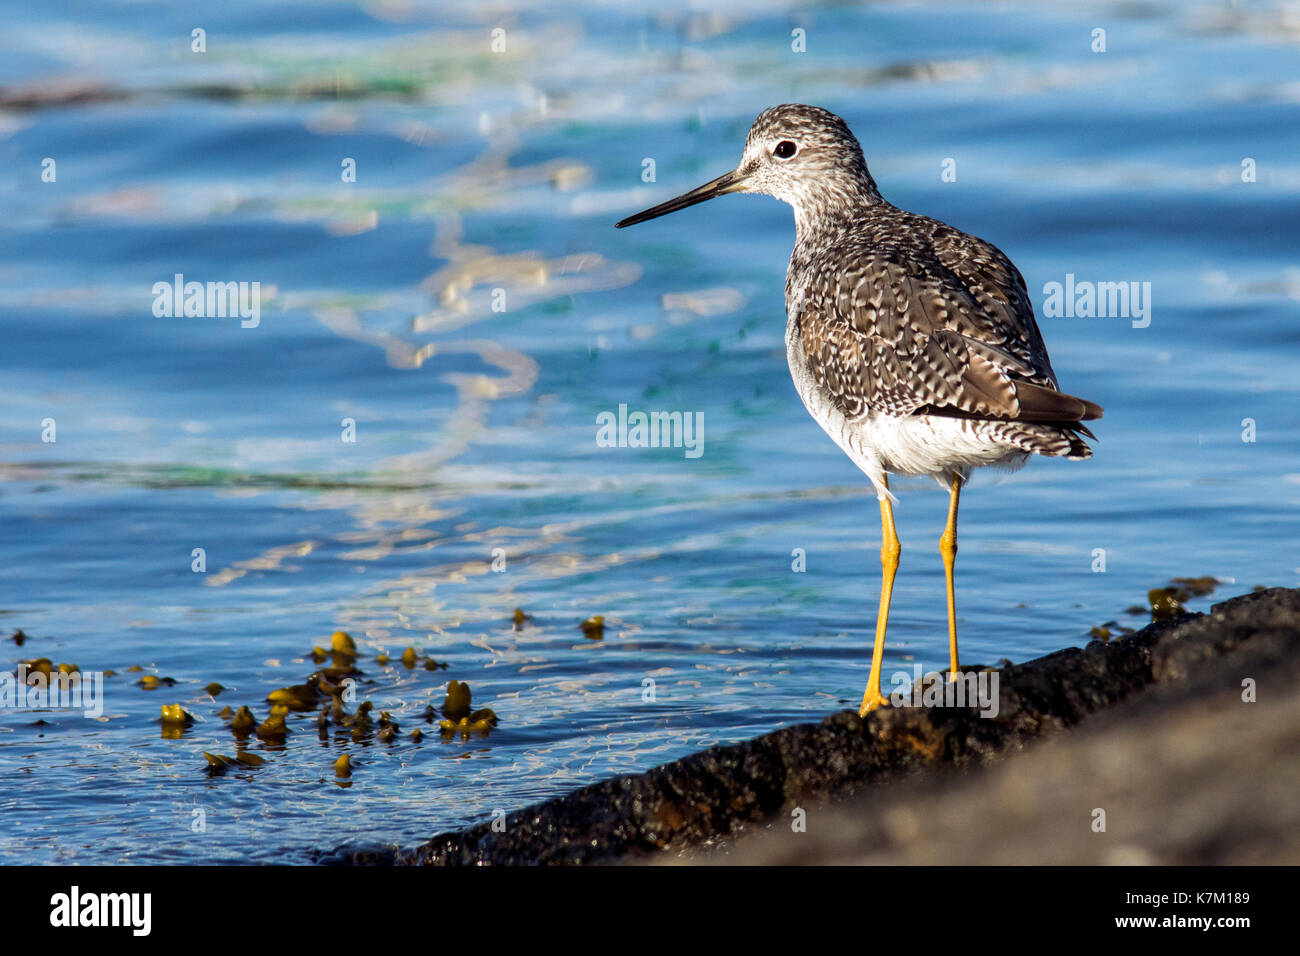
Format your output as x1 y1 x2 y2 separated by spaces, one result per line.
860 480 900 716
940 473 962 682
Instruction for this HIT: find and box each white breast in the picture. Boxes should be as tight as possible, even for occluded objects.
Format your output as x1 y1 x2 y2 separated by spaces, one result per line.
784 319 1027 498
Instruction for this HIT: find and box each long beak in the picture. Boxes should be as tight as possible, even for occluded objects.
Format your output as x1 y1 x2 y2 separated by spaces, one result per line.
615 168 747 228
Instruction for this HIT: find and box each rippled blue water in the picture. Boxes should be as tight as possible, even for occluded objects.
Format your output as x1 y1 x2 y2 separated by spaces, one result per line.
1 0 1297 864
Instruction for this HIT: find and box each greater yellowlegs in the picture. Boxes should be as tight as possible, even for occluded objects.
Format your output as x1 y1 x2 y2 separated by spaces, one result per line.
616 104 1102 716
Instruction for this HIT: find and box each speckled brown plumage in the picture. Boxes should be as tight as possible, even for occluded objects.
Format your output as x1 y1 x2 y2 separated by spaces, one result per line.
617 103 1101 491
757 106 1100 465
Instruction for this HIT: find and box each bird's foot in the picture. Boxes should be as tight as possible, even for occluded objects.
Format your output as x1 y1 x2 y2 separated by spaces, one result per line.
858 692 891 717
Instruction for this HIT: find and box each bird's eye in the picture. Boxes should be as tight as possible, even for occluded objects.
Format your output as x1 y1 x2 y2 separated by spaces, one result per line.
773 140 798 159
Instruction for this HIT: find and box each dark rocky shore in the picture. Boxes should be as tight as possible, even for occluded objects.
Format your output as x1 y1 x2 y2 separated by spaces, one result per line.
319 587 1300 865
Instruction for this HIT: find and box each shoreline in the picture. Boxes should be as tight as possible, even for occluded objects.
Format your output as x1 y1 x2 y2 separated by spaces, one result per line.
319 587 1300 866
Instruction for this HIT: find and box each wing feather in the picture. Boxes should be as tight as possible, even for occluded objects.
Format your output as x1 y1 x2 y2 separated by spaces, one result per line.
790 209 1102 428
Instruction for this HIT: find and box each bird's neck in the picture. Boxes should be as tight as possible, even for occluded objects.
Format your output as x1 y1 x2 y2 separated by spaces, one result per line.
791 175 886 248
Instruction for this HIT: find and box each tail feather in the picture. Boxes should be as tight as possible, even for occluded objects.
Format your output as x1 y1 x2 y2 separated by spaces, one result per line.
978 420 1096 460
1013 381 1103 424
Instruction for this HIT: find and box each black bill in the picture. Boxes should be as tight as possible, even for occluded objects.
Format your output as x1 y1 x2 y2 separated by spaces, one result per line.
615 168 746 228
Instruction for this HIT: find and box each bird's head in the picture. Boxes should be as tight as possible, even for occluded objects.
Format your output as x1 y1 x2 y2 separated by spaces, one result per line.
616 104 880 231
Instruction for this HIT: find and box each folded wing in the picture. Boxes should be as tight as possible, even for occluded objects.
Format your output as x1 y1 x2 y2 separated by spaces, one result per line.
793 214 1102 432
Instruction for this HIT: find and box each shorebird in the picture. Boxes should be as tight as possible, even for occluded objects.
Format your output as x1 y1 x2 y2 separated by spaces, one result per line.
616 104 1102 716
